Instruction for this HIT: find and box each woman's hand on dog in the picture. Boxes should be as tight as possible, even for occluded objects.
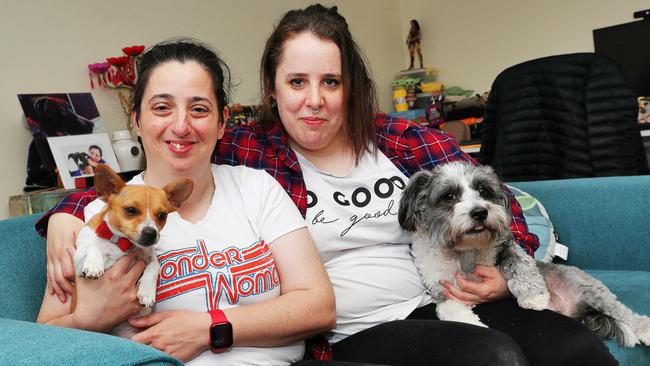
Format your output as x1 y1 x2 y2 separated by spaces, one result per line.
440 265 511 306
72 253 146 332
46 213 84 303
129 310 211 362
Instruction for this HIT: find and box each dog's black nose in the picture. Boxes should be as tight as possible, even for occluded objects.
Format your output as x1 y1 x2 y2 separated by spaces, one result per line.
470 207 488 222
139 227 159 246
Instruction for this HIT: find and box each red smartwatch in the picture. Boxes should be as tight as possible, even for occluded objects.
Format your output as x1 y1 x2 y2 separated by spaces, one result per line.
208 309 233 353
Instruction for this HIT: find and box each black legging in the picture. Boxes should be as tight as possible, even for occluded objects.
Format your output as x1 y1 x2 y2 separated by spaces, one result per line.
324 299 618 366
293 317 528 366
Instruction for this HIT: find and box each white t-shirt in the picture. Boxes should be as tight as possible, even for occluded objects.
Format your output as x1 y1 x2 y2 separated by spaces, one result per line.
85 165 307 366
295 150 430 343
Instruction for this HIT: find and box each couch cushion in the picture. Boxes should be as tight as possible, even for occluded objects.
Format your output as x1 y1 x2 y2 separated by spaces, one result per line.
507 185 559 262
0 318 182 366
587 270 650 364
511 176 650 271
0 215 47 321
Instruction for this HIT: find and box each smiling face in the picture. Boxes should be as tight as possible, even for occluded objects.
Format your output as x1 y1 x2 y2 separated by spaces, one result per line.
272 32 347 157
88 147 102 162
133 60 225 178
399 162 511 250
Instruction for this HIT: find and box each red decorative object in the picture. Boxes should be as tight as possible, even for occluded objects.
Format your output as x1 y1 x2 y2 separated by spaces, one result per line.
122 45 145 56
88 62 109 73
106 56 130 66
87 44 144 129
88 45 143 90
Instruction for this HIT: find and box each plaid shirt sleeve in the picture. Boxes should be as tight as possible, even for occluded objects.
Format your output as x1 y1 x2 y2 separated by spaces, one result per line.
503 187 539 256
34 188 97 238
378 115 539 256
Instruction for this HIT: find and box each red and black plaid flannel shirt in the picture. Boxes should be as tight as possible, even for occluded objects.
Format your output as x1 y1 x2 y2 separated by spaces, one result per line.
35 113 539 360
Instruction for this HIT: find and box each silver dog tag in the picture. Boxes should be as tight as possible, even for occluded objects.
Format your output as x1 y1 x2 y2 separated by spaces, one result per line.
459 250 477 273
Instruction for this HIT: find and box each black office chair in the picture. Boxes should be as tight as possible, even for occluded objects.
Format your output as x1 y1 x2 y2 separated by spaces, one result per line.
479 53 648 181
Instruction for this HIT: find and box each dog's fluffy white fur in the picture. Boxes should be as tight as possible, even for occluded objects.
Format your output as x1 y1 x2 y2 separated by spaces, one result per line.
74 224 160 307
399 161 650 347
73 164 193 337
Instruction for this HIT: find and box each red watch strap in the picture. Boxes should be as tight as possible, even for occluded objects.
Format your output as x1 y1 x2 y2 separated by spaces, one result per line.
208 309 228 324
208 309 231 353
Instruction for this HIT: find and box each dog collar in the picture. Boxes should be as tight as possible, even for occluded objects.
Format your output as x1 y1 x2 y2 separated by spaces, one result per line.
95 221 134 252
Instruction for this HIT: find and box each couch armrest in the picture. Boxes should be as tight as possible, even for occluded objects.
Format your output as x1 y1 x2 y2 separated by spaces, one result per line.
0 318 183 366
511 175 650 271
0 215 47 321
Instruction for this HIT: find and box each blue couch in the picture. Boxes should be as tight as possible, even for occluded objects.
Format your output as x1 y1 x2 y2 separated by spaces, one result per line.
511 175 650 365
0 214 182 366
0 175 648 365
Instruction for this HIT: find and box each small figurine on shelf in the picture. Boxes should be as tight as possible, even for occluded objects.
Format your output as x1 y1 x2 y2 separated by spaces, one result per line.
406 19 423 70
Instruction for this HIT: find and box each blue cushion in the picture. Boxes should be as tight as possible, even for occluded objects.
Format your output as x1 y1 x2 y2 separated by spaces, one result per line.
0 215 47 321
511 176 650 271
507 185 556 262
0 318 182 366
587 270 650 364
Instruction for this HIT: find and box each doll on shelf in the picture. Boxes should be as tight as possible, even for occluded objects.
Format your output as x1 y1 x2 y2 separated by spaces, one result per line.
406 19 423 70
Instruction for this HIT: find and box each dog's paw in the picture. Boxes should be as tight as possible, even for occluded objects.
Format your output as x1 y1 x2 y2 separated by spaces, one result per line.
137 281 156 307
81 259 105 279
637 331 650 346
517 292 549 311
137 290 156 307
463 317 489 328
635 317 650 346
436 300 488 328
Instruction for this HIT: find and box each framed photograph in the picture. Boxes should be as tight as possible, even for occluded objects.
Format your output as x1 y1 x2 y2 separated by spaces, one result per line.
18 93 105 137
17 92 107 189
47 133 121 189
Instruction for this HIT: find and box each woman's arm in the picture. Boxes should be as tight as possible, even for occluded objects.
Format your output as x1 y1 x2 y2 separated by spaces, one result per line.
37 253 146 332
45 213 84 303
129 227 335 361
227 226 336 344
35 189 98 302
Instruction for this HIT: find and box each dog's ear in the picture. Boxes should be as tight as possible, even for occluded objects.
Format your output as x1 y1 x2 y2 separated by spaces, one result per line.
482 164 512 215
163 179 194 210
399 170 433 231
500 183 513 215
94 163 125 200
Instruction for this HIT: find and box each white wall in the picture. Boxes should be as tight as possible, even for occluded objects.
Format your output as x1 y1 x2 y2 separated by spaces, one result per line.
4 0 646 220
399 0 649 93
0 0 403 220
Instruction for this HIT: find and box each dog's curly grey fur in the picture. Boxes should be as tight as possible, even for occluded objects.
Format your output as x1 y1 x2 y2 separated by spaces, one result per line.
399 161 650 347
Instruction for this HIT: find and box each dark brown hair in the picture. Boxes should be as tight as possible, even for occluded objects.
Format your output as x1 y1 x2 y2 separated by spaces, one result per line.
132 39 231 125
260 4 378 161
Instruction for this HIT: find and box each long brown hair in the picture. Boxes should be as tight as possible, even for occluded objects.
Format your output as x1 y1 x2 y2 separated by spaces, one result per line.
260 4 378 162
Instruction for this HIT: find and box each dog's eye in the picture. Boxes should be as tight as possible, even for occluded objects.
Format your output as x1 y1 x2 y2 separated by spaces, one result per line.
124 207 138 216
443 192 456 202
478 185 492 198
157 212 168 221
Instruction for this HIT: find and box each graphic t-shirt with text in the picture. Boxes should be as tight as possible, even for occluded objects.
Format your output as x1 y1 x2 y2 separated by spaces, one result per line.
296 150 429 343
84 165 306 365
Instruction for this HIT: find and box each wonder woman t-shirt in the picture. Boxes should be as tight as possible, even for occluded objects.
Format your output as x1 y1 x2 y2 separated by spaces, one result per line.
84 165 307 365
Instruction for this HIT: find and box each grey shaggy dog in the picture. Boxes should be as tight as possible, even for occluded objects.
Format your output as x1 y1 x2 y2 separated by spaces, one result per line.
399 161 650 347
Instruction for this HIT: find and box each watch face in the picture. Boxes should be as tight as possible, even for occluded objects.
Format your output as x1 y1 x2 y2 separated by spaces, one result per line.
210 322 233 349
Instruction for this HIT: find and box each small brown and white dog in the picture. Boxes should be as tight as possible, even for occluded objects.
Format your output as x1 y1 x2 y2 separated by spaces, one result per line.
73 164 192 334
398 161 650 347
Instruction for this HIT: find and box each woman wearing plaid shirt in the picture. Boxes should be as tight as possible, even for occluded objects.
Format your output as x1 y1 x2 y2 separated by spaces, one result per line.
39 4 616 366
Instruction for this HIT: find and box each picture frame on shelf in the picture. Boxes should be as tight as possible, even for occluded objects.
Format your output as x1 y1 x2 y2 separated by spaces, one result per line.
46 133 121 189
17 92 106 189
